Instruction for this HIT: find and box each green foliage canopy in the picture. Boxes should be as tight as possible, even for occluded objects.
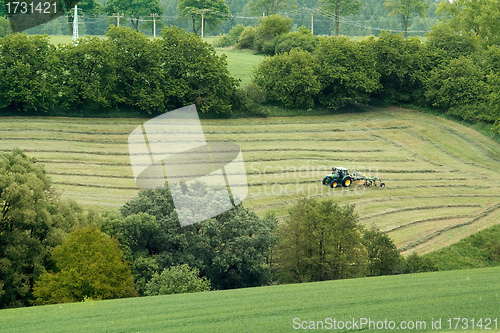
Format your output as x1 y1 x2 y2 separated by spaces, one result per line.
274 198 367 283
32 225 137 305
253 48 320 108
105 0 163 31
145 264 211 295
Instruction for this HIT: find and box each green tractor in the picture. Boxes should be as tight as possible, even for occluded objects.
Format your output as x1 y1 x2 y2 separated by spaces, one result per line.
322 167 353 188
322 167 385 188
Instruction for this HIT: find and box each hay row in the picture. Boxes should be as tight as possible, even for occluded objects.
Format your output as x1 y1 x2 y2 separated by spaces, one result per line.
398 203 500 252
360 204 481 220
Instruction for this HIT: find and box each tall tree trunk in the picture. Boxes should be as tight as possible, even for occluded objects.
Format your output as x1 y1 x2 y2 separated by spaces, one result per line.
335 4 340 37
403 14 408 38
67 13 73 35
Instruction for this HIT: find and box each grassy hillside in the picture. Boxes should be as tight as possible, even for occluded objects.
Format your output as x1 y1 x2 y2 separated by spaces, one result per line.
425 224 500 270
1 266 498 332
1 107 499 254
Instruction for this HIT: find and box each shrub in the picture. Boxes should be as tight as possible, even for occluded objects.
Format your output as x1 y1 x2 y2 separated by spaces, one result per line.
238 26 258 49
215 24 245 48
253 48 320 108
32 226 137 305
253 14 292 53
372 32 437 103
0 34 59 112
315 37 381 108
426 23 479 59
424 56 489 110
145 264 211 295
268 26 319 56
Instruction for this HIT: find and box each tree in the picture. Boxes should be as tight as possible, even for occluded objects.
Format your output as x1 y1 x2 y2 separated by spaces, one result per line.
145 264 211 295
177 0 231 35
104 0 163 31
274 198 367 283
253 14 292 53
155 26 238 116
0 150 95 308
319 0 362 37
32 226 137 305
362 228 402 276
253 48 321 108
105 26 165 114
248 0 296 16
437 0 500 46
102 184 278 292
0 34 59 112
314 36 381 108
0 16 11 37
371 31 438 103
424 56 489 111
57 36 117 110
383 0 429 38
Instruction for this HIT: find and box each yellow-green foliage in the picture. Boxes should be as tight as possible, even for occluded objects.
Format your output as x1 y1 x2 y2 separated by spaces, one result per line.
32 226 137 305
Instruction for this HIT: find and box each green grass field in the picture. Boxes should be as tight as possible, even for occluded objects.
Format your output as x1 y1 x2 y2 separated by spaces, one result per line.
1 266 498 332
1 107 499 254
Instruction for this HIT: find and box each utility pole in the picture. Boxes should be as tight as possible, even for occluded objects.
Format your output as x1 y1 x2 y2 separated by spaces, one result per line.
72 5 78 45
305 7 315 35
113 13 124 27
150 13 159 38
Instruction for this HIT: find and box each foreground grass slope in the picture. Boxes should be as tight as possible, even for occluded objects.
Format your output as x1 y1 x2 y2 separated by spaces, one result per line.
1 107 499 253
1 267 498 332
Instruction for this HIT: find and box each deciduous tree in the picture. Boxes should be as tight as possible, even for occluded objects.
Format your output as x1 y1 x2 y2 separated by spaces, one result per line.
319 0 362 37
274 198 367 283
248 0 296 16
177 0 231 35
32 226 137 305
104 0 163 31
383 0 428 38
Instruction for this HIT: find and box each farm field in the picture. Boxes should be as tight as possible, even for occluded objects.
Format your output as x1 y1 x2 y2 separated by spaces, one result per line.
1 107 499 254
1 266 498 332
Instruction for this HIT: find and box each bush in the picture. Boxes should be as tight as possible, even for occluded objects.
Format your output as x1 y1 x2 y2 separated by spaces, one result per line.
315 37 381 108
266 26 319 56
32 226 137 305
238 26 258 49
157 26 239 117
424 56 489 110
426 23 479 59
253 48 320 108
0 17 11 37
0 34 59 112
253 14 292 53
372 32 438 103
145 264 211 295
215 24 245 48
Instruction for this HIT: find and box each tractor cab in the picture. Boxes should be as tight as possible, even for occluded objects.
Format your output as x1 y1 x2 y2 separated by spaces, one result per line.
323 167 352 188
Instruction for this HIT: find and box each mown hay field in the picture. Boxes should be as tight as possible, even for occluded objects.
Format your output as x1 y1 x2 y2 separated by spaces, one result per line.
1 107 499 254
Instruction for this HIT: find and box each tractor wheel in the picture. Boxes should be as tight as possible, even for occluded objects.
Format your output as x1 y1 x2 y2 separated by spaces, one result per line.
365 180 371 186
380 183 385 188
330 181 338 188
322 177 328 185
342 177 352 187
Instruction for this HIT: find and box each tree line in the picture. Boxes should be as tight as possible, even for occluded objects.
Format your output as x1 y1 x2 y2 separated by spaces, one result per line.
0 26 238 117
1 149 439 309
228 13 500 135
0 0 441 38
